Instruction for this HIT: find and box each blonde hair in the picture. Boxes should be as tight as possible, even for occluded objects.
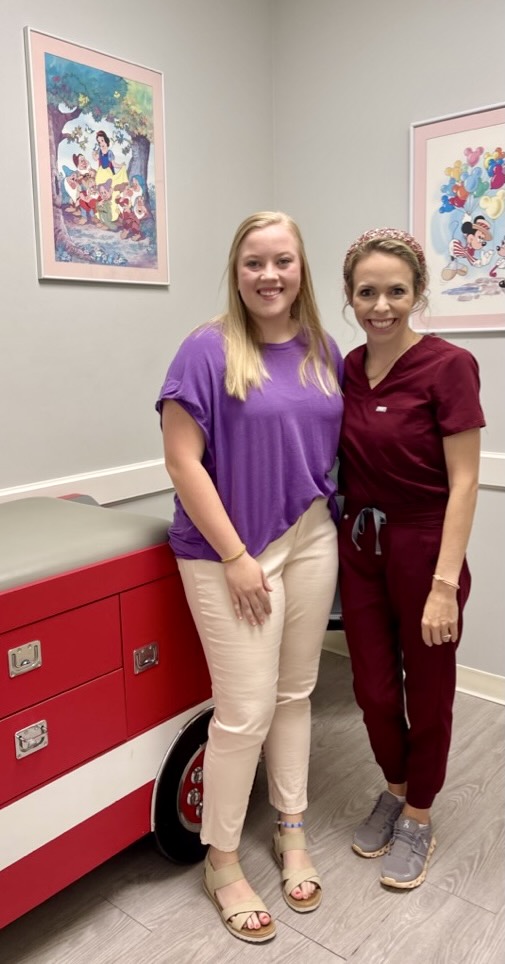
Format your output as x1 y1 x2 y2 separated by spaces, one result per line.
343 228 429 314
215 211 339 400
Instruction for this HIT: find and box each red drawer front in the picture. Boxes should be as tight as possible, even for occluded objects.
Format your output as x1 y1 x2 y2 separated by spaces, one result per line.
121 575 211 736
0 670 127 806
0 596 122 720
0 544 176 635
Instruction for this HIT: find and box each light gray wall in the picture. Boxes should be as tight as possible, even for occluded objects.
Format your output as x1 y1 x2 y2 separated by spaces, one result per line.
461 488 504 676
271 0 505 677
1 0 273 488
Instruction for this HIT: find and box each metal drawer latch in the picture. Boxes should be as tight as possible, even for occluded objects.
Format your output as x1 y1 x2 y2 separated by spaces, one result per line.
8 641 42 677
133 642 159 675
15 720 48 759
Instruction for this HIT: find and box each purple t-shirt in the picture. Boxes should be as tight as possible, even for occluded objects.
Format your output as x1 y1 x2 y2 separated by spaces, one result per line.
156 324 344 560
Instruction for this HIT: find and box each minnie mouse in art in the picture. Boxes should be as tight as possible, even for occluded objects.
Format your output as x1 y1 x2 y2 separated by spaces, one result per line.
489 237 505 280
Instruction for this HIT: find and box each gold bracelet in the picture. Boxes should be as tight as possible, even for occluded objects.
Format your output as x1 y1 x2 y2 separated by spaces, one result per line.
433 573 460 590
221 543 246 564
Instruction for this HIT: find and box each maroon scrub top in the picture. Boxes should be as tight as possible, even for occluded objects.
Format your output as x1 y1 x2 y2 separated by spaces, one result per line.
338 334 485 514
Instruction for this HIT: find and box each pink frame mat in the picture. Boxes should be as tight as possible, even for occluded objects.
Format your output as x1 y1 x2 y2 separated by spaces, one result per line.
410 104 505 332
25 27 169 284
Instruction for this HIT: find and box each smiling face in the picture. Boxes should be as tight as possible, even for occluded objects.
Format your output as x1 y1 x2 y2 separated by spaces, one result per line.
236 223 302 338
134 196 146 218
349 251 416 347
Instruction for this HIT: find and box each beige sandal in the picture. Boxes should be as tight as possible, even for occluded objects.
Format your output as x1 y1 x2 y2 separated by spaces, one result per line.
272 830 322 913
203 852 276 943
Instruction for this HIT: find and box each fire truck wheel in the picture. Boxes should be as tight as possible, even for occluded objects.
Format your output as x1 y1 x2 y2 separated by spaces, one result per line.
153 707 212 864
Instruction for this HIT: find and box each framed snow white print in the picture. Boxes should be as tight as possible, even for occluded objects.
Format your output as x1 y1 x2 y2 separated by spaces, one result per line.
410 103 505 331
24 27 169 284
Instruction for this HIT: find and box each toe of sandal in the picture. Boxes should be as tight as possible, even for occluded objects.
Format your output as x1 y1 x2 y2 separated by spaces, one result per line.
281 868 322 912
272 830 322 913
218 898 276 942
203 854 276 943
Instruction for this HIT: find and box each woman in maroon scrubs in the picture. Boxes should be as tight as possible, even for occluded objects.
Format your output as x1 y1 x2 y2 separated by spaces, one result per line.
338 228 485 889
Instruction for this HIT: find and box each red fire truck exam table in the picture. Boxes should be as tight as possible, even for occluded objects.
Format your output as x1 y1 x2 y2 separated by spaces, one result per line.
0 496 212 929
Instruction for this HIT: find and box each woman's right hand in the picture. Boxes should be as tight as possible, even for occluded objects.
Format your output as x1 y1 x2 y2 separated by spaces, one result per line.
224 552 273 626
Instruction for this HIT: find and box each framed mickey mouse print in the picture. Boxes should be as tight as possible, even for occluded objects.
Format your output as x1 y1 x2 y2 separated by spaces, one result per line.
410 104 505 332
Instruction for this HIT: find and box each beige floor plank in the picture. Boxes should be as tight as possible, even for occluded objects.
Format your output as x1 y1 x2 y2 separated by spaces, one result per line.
347 884 500 964
92 841 200 931
462 905 505 964
113 915 346 964
0 891 150 964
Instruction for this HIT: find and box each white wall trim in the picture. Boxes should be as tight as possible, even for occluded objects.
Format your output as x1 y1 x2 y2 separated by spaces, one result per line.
0 459 169 505
479 451 505 490
323 632 505 705
0 451 502 507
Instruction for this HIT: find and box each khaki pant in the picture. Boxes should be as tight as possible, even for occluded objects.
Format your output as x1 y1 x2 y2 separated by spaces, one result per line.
177 497 338 851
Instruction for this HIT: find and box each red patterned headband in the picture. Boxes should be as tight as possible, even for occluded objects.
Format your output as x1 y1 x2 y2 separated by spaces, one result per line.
343 227 427 278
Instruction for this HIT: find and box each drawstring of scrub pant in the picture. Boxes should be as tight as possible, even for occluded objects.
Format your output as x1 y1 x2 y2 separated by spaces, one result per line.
351 507 387 555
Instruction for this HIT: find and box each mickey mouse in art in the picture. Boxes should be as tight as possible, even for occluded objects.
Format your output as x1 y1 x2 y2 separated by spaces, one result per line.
441 214 493 280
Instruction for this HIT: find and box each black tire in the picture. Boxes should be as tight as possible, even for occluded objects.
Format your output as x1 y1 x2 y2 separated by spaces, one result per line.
153 707 213 863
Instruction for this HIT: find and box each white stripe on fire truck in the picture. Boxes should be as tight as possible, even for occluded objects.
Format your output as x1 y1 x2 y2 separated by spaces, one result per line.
0 700 210 871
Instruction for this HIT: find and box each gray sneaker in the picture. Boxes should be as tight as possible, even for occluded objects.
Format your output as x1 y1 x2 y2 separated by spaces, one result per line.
352 791 404 858
380 816 436 888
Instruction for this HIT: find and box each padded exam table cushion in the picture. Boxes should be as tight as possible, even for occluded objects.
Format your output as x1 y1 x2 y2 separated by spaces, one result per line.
0 497 169 592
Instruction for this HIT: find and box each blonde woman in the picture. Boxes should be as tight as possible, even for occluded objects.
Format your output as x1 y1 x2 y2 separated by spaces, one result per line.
156 212 343 943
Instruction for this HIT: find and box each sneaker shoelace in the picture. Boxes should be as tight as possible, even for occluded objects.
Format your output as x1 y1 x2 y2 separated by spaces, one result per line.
365 796 397 830
390 822 419 856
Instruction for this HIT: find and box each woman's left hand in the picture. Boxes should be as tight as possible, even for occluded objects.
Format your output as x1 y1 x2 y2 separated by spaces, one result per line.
224 551 273 626
421 583 459 647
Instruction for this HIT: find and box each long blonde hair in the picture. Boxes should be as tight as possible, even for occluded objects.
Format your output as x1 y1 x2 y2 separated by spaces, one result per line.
215 211 339 400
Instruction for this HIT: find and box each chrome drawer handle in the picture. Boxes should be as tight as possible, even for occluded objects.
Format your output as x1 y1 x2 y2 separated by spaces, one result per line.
15 720 48 759
133 642 159 675
8 641 42 677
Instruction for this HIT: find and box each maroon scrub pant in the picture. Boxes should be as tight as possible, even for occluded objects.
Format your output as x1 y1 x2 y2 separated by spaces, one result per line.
338 504 471 810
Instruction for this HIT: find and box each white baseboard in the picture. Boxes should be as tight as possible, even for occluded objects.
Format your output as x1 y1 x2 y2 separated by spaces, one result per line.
323 632 505 705
456 664 505 705
323 631 348 658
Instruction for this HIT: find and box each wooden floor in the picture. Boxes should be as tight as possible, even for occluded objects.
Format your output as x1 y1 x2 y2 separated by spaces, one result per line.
1 650 504 964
